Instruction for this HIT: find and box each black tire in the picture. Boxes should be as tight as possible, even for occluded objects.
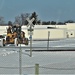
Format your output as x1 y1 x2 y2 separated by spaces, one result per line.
6 36 10 42
25 38 29 45
3 39 5 46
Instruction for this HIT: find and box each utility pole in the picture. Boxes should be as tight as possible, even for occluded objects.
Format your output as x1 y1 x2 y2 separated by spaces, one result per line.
29 28 33 57
19 43 22 75
16 25 22 75
26 18 35 57
47 31 50 50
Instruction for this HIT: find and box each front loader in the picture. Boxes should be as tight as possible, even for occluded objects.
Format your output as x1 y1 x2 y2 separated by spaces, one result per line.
0 25 28 47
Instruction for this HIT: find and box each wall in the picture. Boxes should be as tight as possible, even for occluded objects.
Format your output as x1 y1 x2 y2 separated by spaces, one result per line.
0 26 8 35
0 23 75 40
23 28 66 40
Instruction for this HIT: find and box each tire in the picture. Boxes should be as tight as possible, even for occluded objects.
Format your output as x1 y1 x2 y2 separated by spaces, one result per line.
14 38 18 46
3 39 5 46
0 39 5 47
25 38 29 45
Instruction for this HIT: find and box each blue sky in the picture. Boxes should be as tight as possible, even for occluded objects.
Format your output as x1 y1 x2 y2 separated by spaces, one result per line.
0 0 75 23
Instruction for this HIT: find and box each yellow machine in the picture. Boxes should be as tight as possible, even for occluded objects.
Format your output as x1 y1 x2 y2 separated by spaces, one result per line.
3 25 28 46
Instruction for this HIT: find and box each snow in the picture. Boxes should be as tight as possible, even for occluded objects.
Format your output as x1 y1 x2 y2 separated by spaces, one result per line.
0 51 75 74
0 38 75 74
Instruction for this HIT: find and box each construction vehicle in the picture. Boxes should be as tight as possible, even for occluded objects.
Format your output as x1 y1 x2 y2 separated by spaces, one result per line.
0 24 28 47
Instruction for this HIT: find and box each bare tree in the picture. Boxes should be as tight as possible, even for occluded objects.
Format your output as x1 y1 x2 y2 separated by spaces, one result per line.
14 12 41 25
14 15 22 25
21 13 30 25
14 13 30 25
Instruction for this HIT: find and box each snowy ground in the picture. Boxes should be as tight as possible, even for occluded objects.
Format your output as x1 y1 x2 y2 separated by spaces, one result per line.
0 38 75 74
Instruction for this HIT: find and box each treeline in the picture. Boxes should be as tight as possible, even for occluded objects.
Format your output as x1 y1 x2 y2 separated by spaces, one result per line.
0 12 40 25
0 12 75 25
42 20 75 25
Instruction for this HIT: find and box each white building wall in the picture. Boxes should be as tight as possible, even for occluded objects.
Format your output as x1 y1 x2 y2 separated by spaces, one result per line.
66 23 75 38
0 23 75 40
66 23 75 29
0 26 8 35
32 29 64 40
23 28 66 40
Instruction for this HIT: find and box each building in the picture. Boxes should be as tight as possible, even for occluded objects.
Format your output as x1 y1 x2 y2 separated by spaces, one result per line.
0 23 75 40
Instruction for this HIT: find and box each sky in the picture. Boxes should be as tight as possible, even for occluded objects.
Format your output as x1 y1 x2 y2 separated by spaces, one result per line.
0 0 75 23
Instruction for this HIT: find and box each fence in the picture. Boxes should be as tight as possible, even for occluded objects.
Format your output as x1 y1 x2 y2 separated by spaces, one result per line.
0 38 75 74
0 64 75 74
